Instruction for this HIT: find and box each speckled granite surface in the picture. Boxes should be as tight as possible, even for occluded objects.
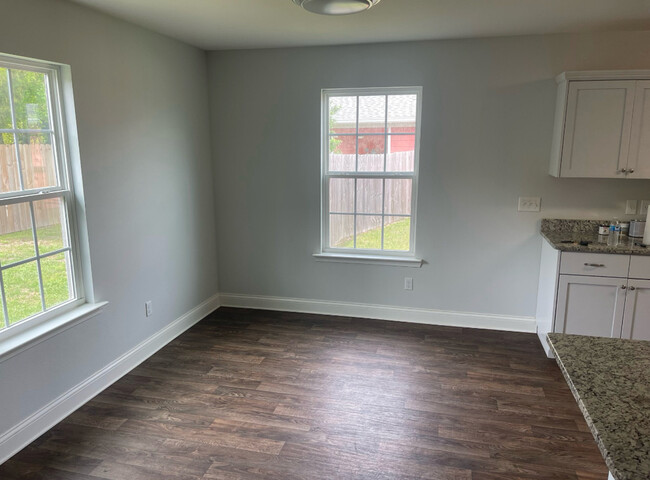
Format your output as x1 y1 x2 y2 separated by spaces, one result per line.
547 334 650 480
541 219 650 256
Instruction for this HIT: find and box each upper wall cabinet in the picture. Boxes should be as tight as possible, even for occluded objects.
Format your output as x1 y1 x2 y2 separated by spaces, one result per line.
550 71 650 179
629 81 650 178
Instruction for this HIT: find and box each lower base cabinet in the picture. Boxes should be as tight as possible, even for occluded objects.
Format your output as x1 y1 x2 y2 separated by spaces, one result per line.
621 279 650 340
537 242 650 357
555 275 626 338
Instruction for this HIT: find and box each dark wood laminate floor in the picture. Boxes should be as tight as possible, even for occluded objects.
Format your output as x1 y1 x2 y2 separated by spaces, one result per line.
0 308 608 480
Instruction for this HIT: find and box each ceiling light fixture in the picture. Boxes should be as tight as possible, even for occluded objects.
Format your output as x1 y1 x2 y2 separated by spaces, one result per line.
292 0 381 16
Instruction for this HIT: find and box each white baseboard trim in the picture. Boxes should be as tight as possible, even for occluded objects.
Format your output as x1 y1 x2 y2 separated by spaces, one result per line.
0 293 220 465
219 293 536 333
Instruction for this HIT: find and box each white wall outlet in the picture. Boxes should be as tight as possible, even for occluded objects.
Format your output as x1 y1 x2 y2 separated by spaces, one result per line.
626 200 639 215
404 277 413 290
518 197 541 212
145 300 153 317
641 200 650 216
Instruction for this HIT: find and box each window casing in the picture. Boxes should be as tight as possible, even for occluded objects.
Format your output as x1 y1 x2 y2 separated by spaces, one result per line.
321 87 422 257
0 54 85 338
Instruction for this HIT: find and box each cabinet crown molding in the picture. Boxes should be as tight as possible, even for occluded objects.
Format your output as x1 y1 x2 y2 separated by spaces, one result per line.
557 70 650 83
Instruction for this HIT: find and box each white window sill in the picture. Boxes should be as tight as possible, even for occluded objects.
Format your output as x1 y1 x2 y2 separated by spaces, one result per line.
313 253 423 268
0 301 108 363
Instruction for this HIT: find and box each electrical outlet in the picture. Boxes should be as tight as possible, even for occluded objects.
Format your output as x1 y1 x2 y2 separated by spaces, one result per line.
518 197 541 212
639 200 650 216
626 200 638 215
145 301 153 317
404 277 413 291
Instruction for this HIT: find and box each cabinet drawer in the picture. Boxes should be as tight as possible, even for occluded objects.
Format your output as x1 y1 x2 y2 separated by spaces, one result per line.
560 252 630 277
629 256 650 279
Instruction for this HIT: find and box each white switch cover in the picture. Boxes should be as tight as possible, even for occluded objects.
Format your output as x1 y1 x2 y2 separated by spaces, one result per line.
518 197 541 212
626 200 639 215
404 277 413 290
641 200 650 215
145 301 153 317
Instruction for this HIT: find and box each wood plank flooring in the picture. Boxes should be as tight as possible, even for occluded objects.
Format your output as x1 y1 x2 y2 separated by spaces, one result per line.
0 307 608 479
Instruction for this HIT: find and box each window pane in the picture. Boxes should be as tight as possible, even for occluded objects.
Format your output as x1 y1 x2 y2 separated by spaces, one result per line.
0 68 11 129
41 252 72 309
4 260 42 324
330 214 354 248
357 136 385 172
388 95 417 133
11 69 50 130
385 179 412 215
329 178 354 213
329 96 356 131
0 133 21 194
0 295 5 328
329 135 355 171
359 95 385 134
384 216 411 251
0 203 35 265
18 133 57 189
34 197 66 254
386 135 415 172
356 179 383 214
356 216 382 250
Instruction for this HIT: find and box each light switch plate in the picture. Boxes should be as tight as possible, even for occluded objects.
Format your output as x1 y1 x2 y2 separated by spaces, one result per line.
626 200 638 215
641 200 650 216
518 197 541 212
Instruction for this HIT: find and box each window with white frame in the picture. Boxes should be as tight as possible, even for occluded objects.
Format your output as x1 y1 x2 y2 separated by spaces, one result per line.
0 55 84 334
322 87 421 256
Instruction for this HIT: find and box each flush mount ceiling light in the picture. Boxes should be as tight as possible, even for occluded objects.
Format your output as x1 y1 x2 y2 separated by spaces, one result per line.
292 0 381 15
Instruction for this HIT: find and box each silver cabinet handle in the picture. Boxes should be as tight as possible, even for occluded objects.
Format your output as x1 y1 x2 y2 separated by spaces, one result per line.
584 263 605 267
629 169 635 174
621 168 628 173
621 285 627 289
629 286 636 291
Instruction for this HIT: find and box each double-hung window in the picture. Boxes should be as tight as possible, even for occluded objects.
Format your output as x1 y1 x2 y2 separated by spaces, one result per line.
320 87 422 262
0 54 85 336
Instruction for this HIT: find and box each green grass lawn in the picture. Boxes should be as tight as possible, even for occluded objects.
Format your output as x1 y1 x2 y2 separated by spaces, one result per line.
0 224 70 326
338 218 410 251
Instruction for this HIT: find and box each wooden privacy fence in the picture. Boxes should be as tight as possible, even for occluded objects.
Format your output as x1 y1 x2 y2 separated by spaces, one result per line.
329 150 415 173
0 143 60 235
329 151 413 246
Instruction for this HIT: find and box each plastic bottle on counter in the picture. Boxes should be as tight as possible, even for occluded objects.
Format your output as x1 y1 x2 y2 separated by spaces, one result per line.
607 221 621 246
620 222 630 236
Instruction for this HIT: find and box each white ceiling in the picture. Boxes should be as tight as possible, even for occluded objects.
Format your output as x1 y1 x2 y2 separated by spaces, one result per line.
68 0 650 51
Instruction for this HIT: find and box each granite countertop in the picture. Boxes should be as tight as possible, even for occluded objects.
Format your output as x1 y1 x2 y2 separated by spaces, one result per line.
547 334 650 480
541 219 650 256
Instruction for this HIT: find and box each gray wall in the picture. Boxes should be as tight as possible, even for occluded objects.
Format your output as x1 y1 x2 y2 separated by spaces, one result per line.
208 31 650 319
0 0 218 435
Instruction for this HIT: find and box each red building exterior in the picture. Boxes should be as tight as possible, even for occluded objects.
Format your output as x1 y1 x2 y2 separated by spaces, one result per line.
332 127 415 155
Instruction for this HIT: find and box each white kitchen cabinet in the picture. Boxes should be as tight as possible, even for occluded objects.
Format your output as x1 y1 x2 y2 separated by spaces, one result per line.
559 251 630 277
536 242 650 357
555 275 627 337
559 80 635 178
550 71 650 179
628 81 650 178
620 279 650 341
629 255 650 279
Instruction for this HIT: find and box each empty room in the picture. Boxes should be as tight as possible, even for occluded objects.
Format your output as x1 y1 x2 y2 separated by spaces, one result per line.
0 0 649 478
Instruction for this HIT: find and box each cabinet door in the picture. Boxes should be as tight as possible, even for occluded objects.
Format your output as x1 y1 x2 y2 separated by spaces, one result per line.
561 81 636 178
620 279 650 340
627 81 650 179
555 275 627 338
